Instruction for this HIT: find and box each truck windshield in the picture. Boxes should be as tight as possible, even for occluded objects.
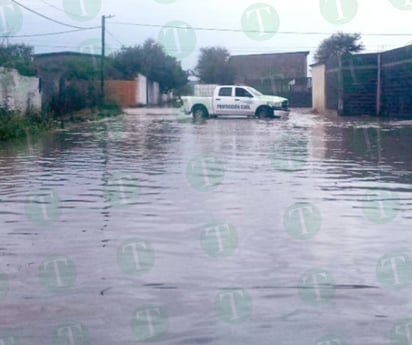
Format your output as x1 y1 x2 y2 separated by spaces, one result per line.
246 87 263 96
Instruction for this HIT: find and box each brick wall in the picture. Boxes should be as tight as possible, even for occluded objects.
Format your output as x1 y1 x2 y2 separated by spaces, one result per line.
324 46 412 116
381 46 412 116
342 54 378 115
105 80 137 107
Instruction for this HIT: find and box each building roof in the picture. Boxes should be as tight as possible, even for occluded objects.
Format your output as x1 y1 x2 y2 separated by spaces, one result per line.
34 51 101 59
230 51 310 59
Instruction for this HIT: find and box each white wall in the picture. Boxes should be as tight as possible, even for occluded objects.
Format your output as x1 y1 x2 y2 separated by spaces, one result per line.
136 74 147 106
311 64 326 114
161 91 174 103
0 67 41 113
134 74 162 106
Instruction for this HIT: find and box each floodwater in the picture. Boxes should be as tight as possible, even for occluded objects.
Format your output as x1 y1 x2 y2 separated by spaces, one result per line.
0 108 412 345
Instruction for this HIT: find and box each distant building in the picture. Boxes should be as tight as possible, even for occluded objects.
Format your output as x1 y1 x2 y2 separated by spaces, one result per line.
34 51 101 109
229 51 311 107
229 51 310 83
34 51 164 110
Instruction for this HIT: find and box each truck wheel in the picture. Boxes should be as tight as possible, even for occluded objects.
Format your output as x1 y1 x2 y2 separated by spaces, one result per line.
192 106 209 119
256 106 273 118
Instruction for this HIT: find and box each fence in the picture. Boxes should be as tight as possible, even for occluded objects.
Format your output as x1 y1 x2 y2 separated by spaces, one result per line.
105 80 138 108
323 45 412 116
380 46 412 116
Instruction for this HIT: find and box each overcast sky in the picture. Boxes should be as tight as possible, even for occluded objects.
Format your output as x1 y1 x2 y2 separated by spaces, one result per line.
3 0 412 71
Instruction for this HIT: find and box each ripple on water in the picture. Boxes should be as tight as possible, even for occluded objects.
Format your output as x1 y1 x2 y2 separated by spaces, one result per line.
0 111 411 343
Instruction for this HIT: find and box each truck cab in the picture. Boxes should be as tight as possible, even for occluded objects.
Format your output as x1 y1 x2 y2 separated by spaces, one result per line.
181 85 289 119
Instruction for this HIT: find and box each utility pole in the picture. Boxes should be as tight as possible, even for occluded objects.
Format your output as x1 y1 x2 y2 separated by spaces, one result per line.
100 15 106 105
100 15 114 105
376 53 382 116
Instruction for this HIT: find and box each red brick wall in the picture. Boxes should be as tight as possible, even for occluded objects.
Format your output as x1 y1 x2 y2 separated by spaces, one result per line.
105 80 137 107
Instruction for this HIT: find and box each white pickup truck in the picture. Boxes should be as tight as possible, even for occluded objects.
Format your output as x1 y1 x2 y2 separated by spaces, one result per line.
181 85 289 118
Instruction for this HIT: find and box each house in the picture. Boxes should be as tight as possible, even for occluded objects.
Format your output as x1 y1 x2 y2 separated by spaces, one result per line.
34 51 101 111
34 51 163 111
229 51 311 106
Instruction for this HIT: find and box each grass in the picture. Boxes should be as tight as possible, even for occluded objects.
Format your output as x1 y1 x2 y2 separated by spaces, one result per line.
0 112 52 141
0 104 123 142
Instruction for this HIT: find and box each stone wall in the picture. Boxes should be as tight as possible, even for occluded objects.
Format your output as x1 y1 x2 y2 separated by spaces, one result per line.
0 67 41 113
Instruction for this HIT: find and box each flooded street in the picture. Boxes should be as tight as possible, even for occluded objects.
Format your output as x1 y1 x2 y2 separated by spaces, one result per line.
1 108 412 345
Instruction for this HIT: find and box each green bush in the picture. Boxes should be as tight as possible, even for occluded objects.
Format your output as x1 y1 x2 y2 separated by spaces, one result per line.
49 80 100 116
0 102 122 142
0 111 51 141
0 44 36 77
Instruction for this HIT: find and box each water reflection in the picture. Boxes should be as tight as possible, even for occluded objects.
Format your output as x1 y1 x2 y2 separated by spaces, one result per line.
0 110 411 344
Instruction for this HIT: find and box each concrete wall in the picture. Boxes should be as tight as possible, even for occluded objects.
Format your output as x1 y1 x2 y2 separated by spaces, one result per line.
380 46 412 116
311 64 326 114
161 91 174 103
147 80 160 105
0 67 41 113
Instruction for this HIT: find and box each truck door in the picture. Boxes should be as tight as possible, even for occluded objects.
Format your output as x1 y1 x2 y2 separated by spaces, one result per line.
235 87 255 115
214 87 237 115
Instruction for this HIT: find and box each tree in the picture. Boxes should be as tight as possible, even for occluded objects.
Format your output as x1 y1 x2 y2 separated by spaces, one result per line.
110 45 142 80
196 47 235 84
314 32 364 64
109 39 187 92
63 56 99 80
0 44 36 76
138 39 187 92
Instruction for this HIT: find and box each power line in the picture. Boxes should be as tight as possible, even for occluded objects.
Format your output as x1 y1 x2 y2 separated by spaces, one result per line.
37 0 91 19
111 21 412 37
106 29 124 47
11 0 99 30
37 0 69 14
0 27 99 38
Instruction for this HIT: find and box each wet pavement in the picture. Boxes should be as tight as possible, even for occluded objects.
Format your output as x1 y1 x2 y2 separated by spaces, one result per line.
0 108 412 345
